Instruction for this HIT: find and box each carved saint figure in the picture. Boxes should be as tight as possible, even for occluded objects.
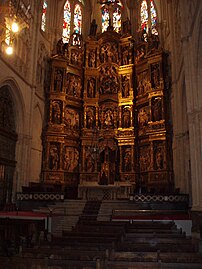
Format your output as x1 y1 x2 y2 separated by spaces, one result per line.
52 101 61 124
86 107 95 129
54 69 63 92
87 78 96 98
152 97 162 121
49 144 59 170
122 75 130 97
122 107 131 128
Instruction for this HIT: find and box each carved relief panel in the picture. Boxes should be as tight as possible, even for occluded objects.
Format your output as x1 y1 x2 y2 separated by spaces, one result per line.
99 42 119 64
99 65 119 95
66 73 82 98
99 102 118 129
63 147 79 172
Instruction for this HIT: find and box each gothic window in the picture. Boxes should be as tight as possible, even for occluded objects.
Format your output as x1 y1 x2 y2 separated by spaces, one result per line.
63 0 71 43
63 0 83 43
140 0 158 36
140 0 148 33
74 4 82 34
102 7 110 32
150 0 158 35
101 0 122 33
41 0 48 31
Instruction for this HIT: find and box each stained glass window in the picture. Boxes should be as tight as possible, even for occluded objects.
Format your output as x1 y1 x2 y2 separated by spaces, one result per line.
113 6 121 33
140 0 148 32
74 4 82 34
151 0 158 35
41 0 48 31
140 0 158 36
63 0 71 43
102 7 109 32
101 0 122 33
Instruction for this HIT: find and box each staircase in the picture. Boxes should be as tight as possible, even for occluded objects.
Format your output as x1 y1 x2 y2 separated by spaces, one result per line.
79 200 102 222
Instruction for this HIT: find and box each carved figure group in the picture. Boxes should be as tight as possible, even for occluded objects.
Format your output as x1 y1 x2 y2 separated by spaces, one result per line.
66 74 82 98
100 42 118 64
64 147 79 172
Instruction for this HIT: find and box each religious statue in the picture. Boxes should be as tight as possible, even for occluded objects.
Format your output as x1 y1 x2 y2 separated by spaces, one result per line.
49 144 59 170
54 69 63 92
87 78 96 98
52 101 61 124
89 19 97 36
152 97 162 121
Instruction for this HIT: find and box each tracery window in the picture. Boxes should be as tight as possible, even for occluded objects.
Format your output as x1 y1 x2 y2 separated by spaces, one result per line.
63 0 83 43
140 0 158 36
41 0 48 31
101 0 122 33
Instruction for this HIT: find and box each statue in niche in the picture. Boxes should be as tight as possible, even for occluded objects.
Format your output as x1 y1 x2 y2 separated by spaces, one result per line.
87 78 96 98
49 144 59 170
88 49 96 68
54 69 63 92
137 80 144 95
123 147 132 172
66 74 75 95
122 107 131 128
151 64 160 88
104 108 114 128
52 101 61 124
75 76 82 98
152 97 162 121
122 47 129 65
85 150 95 173
86 107 96 129
122 75 130 97
155 146 164 170
89 19 97 36
138 108 149 127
